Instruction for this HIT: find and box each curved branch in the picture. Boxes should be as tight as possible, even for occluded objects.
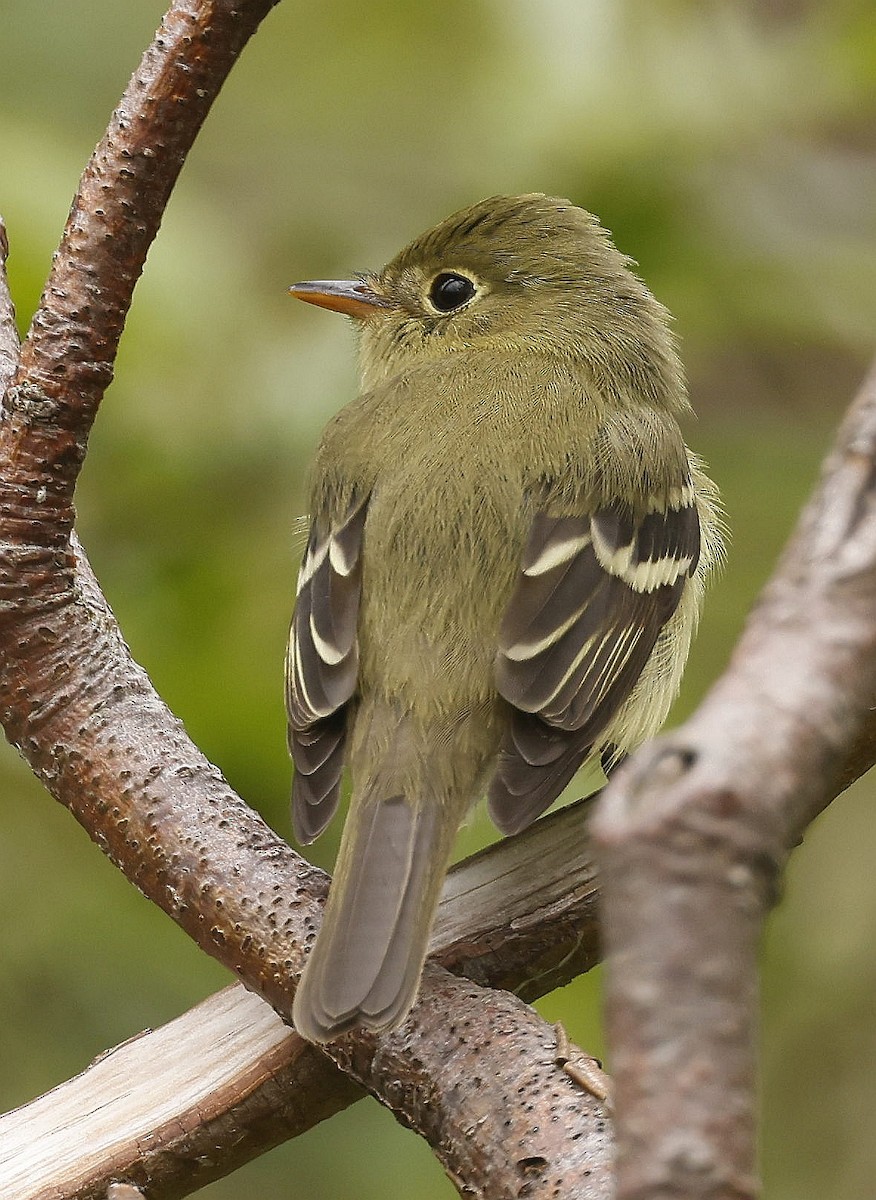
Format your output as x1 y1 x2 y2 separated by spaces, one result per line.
0 716 605 1198
7 0 278 471
592 361 876 1199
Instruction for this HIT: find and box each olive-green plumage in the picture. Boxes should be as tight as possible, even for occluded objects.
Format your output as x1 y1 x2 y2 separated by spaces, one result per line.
287 194 724 1043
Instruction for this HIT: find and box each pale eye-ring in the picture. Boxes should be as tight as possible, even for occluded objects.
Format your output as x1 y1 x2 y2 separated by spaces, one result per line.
428 272 477 313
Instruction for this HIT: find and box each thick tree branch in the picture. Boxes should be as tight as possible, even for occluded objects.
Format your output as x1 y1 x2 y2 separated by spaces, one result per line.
0 988 360 1200
593 361 876 1200
0 784 603 1199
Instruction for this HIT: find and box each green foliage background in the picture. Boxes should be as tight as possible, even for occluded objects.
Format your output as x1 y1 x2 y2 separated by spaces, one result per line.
1 2 876 1196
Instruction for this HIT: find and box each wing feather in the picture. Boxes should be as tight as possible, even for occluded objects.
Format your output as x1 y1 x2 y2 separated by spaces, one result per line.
287 495 368 844
489 488 699 835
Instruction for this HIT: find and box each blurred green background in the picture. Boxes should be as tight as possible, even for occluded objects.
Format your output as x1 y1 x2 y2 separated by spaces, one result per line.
1 1 875 1196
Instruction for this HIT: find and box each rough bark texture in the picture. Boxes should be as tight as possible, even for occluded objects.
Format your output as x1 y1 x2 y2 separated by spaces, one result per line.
0 793 603 1200
0 988 360 1200
593 364 876 1199
330 967 614 1200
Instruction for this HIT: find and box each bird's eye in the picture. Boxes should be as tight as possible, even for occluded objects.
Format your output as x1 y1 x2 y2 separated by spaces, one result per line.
428 272 477 313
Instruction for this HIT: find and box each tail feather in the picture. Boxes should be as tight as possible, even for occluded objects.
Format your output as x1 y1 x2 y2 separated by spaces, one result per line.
293 791 445 1043
354 804 439 1025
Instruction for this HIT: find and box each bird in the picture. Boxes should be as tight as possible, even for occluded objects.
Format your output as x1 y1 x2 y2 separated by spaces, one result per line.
285 193 724 1044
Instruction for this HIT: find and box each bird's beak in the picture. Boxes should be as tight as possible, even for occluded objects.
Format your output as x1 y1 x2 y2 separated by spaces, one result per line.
288 279 391 320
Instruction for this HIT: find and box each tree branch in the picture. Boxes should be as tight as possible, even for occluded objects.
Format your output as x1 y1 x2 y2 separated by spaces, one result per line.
0 987 360 1200
0 788 604 1199
593 360 876 1199
0 217 17 392
8 0 278 463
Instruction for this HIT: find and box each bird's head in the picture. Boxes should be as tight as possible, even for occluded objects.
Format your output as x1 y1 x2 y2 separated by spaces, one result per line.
290 194 681 401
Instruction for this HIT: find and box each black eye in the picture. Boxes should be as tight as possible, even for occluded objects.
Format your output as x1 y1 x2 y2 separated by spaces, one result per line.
429 272 476 313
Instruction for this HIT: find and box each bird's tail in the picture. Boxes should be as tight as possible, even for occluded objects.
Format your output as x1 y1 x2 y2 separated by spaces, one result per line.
292 743 463 1044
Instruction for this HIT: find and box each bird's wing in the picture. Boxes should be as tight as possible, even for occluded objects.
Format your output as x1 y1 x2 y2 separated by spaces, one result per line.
490 485 700 834
286 494 368 844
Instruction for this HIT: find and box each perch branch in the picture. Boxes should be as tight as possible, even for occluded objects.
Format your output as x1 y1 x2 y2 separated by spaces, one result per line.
0 787 603 1200
593 360 876 1200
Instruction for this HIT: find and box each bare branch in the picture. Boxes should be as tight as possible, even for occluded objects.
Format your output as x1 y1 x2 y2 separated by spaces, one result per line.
0 796 603 1199
593 361 876 1200
0 988 357 1200
6 0 278 486
0 216 18 390
0 973 615 1200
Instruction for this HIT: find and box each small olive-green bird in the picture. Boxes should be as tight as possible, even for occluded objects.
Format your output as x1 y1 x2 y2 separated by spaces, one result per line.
287 194 723 1044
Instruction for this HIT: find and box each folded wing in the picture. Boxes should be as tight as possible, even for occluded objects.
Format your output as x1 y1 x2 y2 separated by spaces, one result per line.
490 486 700 834
286 494 368 843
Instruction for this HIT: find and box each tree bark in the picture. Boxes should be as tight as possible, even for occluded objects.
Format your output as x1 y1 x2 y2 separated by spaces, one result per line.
0 790 607 1199
593 363 876 1199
